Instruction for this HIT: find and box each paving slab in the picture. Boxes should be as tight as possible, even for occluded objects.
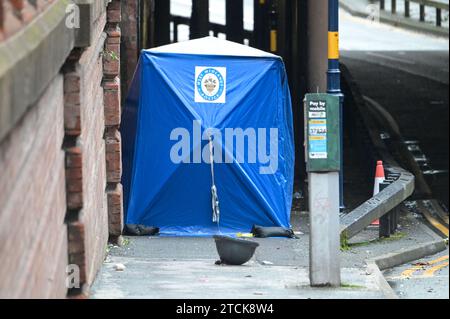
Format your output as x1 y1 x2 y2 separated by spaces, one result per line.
91 258 386 299
91 209 440 299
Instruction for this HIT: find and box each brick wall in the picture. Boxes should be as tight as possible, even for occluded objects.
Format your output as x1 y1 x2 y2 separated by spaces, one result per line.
0 75 68 298
0 0 124 298
120 0 140 95
63 10 110 295
105 0 124 243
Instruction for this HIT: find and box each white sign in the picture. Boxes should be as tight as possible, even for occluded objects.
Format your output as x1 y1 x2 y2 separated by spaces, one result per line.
195 67 227 104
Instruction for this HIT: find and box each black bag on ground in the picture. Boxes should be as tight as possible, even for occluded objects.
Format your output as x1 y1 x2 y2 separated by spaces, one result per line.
251 225 297 239
125 224 160 236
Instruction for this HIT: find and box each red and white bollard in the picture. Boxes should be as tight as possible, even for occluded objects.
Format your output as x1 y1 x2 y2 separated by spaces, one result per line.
371 161 386 226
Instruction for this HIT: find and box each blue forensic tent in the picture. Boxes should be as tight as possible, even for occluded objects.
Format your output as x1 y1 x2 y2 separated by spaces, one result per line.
122 37 294 236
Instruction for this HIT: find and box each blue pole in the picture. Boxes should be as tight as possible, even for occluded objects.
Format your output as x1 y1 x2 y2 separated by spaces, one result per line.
327 0 345 210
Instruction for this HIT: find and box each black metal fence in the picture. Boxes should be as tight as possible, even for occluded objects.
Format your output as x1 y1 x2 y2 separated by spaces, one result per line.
380 0 449 27
170 15 254 44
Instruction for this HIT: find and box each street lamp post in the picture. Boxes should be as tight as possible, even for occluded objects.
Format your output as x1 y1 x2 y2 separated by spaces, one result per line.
327 0 345 210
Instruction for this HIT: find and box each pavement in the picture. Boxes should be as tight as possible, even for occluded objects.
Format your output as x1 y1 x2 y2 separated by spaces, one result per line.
91 209 443 299
91 259 384 299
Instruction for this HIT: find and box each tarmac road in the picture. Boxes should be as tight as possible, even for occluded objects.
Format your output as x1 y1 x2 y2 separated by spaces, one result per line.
383 248 449 299
341 10 449 299
342 50 449 207
341 6 449 207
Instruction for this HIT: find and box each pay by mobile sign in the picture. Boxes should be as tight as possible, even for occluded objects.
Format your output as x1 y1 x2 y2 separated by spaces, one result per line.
305 94 341 172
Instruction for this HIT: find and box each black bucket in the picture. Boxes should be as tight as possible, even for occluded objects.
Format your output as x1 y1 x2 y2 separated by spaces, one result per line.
213 235 259 266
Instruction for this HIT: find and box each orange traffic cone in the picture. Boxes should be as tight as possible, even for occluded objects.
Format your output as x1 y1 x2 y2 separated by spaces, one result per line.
371 161 385 226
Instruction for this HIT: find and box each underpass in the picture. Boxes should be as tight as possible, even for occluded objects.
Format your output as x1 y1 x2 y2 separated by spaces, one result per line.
341 4 449 209
340 4 449 298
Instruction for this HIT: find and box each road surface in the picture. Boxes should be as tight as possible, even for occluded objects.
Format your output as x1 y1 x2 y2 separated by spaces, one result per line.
341 7 449 298
341 4 449 207
383 248 449 299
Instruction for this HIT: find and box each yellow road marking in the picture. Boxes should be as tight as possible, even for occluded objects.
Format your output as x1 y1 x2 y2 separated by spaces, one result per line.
401 266 423 278
428 255 449 265
401 255 449 278
421 209 449 237
423 262 449 278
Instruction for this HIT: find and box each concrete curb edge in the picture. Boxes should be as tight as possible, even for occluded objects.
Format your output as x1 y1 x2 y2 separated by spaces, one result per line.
366 261 399 299
366 239 448 298
370 239 448 271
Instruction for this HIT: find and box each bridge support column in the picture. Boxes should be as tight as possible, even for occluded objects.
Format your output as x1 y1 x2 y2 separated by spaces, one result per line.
253 0 270 50
226 0 244 43
191 0 209 39
154 0 171 46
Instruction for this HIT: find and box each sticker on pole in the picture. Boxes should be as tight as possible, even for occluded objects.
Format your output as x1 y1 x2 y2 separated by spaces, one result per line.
305 94 341 173
195 67 227 103
309 119 328 159
308 100 328 159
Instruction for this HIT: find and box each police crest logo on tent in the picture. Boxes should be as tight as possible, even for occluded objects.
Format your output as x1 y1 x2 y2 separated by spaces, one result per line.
195 67 227 103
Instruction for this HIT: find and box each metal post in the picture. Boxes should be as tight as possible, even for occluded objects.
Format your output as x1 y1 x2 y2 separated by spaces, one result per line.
391 0 397 14
190 0 210 39
269 1 278 53
420 4 425 22
436 8 442 27
391 207 398 233
327 0 345 210
253 0 270 50
226 0 244 43
379 182 392 238
154 0 171 46
173 18 179 42
405 1 410 18
394 206 400 231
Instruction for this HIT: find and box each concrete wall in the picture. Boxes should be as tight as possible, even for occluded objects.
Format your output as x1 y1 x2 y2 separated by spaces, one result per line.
0 0 124 298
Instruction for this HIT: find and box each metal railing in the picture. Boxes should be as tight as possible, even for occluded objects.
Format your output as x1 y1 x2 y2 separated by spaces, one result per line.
340 167 414 241
171 15 254 44
339 64 415 243
380 0 449 27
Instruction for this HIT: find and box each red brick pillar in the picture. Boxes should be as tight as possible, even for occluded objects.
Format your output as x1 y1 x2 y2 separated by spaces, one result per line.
104 0 124 244
63 3 112 297
120 0 140 95
63 48 86 297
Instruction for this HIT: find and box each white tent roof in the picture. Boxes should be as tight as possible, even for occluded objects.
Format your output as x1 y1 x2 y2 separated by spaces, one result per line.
148 36 280 58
